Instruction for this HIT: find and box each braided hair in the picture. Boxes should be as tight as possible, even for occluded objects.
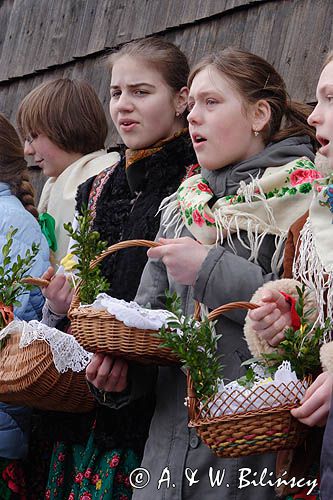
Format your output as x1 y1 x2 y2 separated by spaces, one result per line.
0 113 38 219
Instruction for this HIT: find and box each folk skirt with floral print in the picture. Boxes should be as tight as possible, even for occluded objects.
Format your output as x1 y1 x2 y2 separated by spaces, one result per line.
0 458 27 500
45 431 139 500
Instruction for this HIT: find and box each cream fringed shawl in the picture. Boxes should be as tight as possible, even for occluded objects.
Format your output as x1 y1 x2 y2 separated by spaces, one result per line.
160 157 321 274
38 150 120 265
293 178 333 330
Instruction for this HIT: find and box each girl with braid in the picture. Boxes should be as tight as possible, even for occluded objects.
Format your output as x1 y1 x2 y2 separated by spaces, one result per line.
0 113 49 498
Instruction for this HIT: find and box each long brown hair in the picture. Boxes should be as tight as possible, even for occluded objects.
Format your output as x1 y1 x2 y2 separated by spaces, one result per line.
0 113 38 219
188 47 316 145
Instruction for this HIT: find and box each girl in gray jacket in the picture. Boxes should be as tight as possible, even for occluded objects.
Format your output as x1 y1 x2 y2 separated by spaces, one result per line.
87 48 318 500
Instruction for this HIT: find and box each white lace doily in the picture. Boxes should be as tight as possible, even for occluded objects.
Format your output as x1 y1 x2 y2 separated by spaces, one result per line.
0 320 92 373
89 293 175 330
205 361 308 417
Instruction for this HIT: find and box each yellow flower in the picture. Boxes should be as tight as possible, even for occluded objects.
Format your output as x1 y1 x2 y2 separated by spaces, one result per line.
300 323 307 335
96 479 102 490
60 253 77 272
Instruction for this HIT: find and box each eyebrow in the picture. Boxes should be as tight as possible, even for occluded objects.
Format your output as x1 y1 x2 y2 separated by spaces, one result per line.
188 89 222 99
318 83 333 96
110 83 156 89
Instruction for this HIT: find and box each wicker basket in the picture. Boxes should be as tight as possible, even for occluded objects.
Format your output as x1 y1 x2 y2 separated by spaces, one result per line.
0 329 95 413
68 239 178 365
187 301 309 457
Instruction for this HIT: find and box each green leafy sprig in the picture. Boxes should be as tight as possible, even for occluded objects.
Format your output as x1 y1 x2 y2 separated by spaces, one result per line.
0 227 39 308
0 226 40 348
242 285 327 381
63 206 109 305
157 291 223 401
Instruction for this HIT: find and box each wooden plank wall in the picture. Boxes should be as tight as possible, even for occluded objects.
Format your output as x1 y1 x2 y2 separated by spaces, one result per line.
0 0 331 195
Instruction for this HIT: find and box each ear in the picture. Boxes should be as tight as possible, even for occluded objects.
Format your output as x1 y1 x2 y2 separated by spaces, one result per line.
251 99 271 132
174 86 189 116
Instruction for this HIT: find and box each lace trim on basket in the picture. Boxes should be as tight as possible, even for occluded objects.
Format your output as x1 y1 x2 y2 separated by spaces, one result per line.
90 293 176 330
0 320 92 373
202 361 309 417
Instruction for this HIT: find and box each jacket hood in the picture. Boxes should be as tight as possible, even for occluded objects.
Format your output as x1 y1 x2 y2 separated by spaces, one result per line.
201 135 315 198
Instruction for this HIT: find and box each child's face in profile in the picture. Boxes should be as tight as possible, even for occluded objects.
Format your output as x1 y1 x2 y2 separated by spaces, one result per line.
308 60 333 170
24 134 82 178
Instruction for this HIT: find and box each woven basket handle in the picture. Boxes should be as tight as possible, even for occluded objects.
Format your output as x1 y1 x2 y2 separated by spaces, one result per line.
189 300 259 421
88 239 160 271
21 277 50 288
21 240 160 290
208 301 259 321
69 239 160 312
194 300 259 321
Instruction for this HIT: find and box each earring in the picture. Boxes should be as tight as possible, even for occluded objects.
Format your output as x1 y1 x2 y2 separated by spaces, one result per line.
253 130 260 137
176 111 180 117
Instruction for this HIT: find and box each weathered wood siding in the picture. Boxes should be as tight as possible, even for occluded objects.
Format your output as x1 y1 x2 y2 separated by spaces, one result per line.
0 0 331 195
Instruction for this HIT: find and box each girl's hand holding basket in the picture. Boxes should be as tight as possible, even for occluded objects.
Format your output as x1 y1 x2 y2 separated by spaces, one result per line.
86 353 128 393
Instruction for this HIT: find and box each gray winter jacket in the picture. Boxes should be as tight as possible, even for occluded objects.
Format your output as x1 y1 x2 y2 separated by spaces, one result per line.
96 136 315 500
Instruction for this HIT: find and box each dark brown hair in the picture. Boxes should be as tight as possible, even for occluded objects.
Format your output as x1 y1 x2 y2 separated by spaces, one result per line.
188 47 316 144
17 78 108 154
0 113 38 219
108 37 189 95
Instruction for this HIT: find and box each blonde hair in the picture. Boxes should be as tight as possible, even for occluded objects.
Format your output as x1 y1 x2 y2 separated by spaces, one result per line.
17 78 108 154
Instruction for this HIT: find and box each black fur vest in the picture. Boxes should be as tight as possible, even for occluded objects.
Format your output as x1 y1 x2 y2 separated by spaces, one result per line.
76 131 197 453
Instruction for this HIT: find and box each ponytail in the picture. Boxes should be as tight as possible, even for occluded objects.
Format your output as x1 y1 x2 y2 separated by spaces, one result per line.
271 100 317 144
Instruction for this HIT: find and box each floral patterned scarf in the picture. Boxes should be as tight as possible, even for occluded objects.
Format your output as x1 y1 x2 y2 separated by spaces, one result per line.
160 157 321 273
294 172 333 328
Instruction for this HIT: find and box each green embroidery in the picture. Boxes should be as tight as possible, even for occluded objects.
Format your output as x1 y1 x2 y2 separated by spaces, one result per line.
294 158 315 170
298 182 312 193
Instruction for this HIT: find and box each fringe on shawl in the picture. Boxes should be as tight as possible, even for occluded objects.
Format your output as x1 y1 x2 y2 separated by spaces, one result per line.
215 176 286 274
158 192 185 238
293 216 333 340
214 210 285 275
158 176 286 275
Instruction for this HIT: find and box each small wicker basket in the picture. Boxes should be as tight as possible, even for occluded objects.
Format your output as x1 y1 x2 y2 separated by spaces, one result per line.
0 329 95 413
68 239 178 365
187 301 309 458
